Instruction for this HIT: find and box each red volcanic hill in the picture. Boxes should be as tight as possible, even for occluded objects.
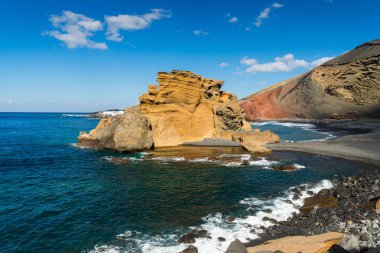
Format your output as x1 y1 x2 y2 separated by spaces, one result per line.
239 40 380 121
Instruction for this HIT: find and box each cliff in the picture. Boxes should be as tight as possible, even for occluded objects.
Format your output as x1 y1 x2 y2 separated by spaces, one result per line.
78 70 280 153
240 39 380 120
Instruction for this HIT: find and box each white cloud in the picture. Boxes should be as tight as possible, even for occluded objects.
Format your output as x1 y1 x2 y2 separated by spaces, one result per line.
240 56 257 65
105 9 171 42
242 54 334 73
45 11 107 50
219 62 230 67
228 17 238 23
254 2 284 27
193 30 209 36
310 57 334 67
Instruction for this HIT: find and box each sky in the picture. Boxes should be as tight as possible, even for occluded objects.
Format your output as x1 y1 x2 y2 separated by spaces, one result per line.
0 0 379 112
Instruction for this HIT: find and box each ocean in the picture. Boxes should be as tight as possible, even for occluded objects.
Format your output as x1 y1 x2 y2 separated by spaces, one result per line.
0 113 371 253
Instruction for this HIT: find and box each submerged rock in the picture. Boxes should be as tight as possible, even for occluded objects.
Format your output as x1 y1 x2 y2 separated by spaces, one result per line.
78 70 280 153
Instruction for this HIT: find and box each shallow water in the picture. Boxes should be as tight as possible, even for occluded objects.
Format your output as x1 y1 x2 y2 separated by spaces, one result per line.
0 113 372 253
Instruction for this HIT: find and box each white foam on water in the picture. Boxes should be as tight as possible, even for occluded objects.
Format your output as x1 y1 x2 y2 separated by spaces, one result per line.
248 157 278 167
70 143 93 149
62 114 89 117
293 163 306 169
250 121 336 141
100 111 124 117
88 179 333 253
151 157 186 162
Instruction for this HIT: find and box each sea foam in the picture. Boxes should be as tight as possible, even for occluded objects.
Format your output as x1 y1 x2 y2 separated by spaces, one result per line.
89 179 333 253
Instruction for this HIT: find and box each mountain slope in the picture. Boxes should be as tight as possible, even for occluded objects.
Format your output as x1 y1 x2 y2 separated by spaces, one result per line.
239 39 380 120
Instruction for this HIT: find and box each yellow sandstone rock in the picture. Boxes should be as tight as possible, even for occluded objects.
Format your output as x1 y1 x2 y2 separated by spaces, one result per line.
247 232 344 253
78 70 280 152
139 70 252 147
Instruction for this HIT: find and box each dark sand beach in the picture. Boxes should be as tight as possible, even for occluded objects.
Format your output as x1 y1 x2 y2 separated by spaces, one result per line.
267 120 380 166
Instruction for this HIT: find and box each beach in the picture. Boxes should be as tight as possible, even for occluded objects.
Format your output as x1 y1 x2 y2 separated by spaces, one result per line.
267 120 380 166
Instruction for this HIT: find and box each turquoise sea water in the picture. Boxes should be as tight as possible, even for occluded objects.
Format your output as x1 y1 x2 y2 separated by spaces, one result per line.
0 113 372 253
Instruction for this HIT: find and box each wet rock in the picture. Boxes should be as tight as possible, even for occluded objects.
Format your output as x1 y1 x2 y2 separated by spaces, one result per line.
300 189 337 213
218 237 226 242
179 232 196 243
179 245 198 253
225 239 248 253
227 216 236 223
271 165 298 172
179 229 209 243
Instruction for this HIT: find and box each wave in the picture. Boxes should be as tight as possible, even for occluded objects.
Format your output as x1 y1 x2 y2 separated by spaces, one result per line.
62 114 89 118
88 179 333 253
101 154 288 168
251 121 336 141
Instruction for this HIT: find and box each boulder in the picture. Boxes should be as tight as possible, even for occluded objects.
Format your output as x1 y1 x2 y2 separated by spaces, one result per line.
338 234 359 252
232 130 280 154
226 239 248 253
77 106 154 152
247 232 344 253
300 189 337 213
179 245 198 253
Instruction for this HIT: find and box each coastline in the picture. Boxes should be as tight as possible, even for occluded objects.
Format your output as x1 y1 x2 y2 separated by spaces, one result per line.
243 169 380 252
265 120 380 166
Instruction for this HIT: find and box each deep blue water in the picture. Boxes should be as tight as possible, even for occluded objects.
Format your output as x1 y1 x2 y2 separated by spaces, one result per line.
0 113 373 253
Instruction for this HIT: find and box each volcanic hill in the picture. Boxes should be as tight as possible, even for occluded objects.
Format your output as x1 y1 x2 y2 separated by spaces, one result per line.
239 39 380 120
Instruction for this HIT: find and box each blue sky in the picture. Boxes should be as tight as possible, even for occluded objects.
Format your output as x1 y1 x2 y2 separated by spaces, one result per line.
0 0 379 112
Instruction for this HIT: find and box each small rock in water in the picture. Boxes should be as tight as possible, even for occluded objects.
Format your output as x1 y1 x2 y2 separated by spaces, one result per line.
271 165 298 172
218 237 226 242
178 229 209 243
225 239 248 253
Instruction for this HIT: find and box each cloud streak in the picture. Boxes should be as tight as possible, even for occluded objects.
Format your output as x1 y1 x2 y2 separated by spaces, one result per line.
45 11 107 50
193 30 209 36
254 2 284 27
105 9 171 42
241 54 334 73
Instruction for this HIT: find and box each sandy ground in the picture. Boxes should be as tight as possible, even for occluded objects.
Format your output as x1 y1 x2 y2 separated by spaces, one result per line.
267 120 380 166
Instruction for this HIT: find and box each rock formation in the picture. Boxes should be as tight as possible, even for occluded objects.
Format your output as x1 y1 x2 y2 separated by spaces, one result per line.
78 70 280 152
240 39 380 120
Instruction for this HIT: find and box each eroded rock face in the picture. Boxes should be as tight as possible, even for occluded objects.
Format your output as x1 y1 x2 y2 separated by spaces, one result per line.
139 70 251 147
78 106 153 152
240 39 380 120
232 129 280 154
78 70 280 152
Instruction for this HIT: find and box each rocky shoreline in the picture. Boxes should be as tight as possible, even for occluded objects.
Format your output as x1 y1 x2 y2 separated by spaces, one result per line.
241 169 380 253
